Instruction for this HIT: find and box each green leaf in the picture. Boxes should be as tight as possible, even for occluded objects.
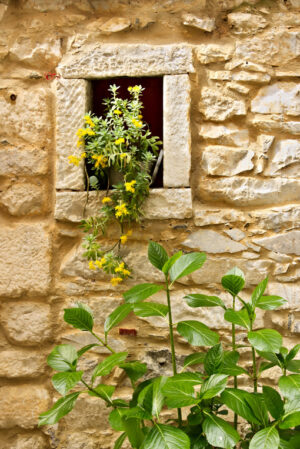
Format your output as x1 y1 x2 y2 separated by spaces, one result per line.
279 375 300 401
177 320 220 347
286 360 300 373
113 432 127 449
280 411 300 429
162 376 198 408
122 418 145 449
162 251 182 275
248 329 282 353
185 294 226 309
286 344 300 362
104 304 133 333
123 284 164 304
263 386 284 420
47 344 78 372
251 277 268 308
77 344 99 358
120 361 147 384
279 439 293 449
92 352 128 381
224 308 251 330
256 296 287 310
133 302 168 317
52 371 83 395
249 427 279 449
221 389 261 424
203 414 240 449
64 307 93 331
289 434 300 449
221 267 245 296
204 344 223 375
148 241 169 271
169 252 206 283
183 353 206 369
38 392 80 426
88 384 115 402
143 424 190 449
152 376 168 418
109 408 125 431
218 351 248 376
245 393 269 427
200 374 228 400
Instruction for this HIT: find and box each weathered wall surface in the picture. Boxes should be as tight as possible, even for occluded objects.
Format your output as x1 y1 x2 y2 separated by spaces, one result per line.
0 0 299 447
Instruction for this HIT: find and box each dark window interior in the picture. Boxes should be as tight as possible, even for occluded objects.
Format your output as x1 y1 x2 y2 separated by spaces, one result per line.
89 76 163 189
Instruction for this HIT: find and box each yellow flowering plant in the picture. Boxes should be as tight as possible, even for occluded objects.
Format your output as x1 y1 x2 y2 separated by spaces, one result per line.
69 84 162 284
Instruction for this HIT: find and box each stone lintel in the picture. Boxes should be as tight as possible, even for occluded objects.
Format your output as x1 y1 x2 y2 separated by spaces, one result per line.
163 74 191 187
58 44 194 78
55 188 193 222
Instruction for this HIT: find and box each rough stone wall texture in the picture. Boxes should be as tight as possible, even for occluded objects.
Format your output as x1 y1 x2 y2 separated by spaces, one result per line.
0 0 299 447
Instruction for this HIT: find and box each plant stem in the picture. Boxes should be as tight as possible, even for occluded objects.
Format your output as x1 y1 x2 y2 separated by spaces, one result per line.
232 295 238 430
166 280 182 427
91 331 116 354
249 320 257 393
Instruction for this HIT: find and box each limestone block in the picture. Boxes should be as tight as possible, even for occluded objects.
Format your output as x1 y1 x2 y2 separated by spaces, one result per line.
199 88 246 121
0 148 48 175
269 252 292 263
251 206 300 231
291 0 300 7
182 14 215 32
60 245 109 281
62 395 110 430
266 283 300 310
0 350 45 377
254 135 274 174
277 268 300 283
183 230 246 253
62 332 126 354
1 302 52 345
99 18 131 34
231 71 270 84
201 146 254 176
228 13 267 35
58 44 194 78
3 433 47 449
0 386 50 429
242 252 259 259
10 37 62 67
163 75 191 187
56 78 89 190
55 189 193 222
224 229 245 241
265 139 300 177
208 71 232 81
195 43 235 64
20 0 92 11
1 183 45 215
197 177 300 207
0 33 9 60
0 87 51 147
228 83 250 95
250 116 300 135
193 204 248 226
0 4 7 22
253 231 300 256
199 123 249 147
0 225 50 297
251 83 300 116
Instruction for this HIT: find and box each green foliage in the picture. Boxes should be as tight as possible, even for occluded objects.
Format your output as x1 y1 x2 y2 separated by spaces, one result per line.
39 242 299 449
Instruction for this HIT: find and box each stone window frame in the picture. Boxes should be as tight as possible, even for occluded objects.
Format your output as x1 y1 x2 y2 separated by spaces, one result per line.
54 44 194 222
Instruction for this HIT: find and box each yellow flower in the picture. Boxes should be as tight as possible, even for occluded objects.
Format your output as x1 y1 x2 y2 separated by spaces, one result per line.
77 139 84 147
120 153 128 159
84 115 95 128
95 257 106 269
102 197 112 204
131 118 142 128
115 262 125 273
120 235 127 244
122 268 131 277
138 115 143 119
114 109 122 115
128 86 132 92
125 180 136 193
115 137 125 145
127 229 133 237
76 128 84 138
132 85 140 92
68 155 81 166
81 152 86 159
92 154 108 169
111 277 123 286
85 128 95 136
115 203 129 218
89 261 96 271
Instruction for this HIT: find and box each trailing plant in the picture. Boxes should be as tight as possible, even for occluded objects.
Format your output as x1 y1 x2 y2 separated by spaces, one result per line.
39 242 300 449
68 85 161 285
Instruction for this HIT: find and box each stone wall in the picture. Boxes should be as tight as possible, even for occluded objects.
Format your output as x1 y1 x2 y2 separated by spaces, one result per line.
0 0 299 447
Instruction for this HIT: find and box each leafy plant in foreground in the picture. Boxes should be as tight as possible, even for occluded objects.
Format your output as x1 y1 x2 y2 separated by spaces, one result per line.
39 242 300 449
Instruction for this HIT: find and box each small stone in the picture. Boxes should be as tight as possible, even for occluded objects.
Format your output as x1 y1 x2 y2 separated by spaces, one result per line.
251 206 300 231
251 83 300 116
199 123 249 147
224 229 245 241
62 395 110 430
199 88 246 121
250 116 300 135
182 14 215 32
231 71 271 84
201 146 254 176
208 71 231 80
268 252 293 263
193 204 247 226
0 350 45 378
228 13 267 35
183 230 246 253
0 147 48 175
264 139 300 177
10 37 62 68
1 183 45 216
241 252 260 259
1 302 52 346
267 283 299 310
99 18 131 34
4 433 47 449
0 386 49 429
253 231 300 256
274 263 290 275
254 135 274 174
227 83 250 95
247 243 261 252
195 43 234 64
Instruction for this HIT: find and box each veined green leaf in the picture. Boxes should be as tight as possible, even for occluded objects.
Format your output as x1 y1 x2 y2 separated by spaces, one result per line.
47 344 78 372
122 418 144 449
263 386 284 420
286 344 300 362
249 427 279 449
177 320 220 347
224 308 251 330
221 389 261 424
169 252 206 283
203 414 240 449
38 392 80 426
88 384 115 403
52 371 83 395
104 304 133 334
279 375 300 401
204 344 223 375
109 408 126 431
152 376 168 418
64 307 93 331
218 350 248 376
162 251 182 275
133 302 168 317
119 361 147 384
245 393 269 427
92 352 128 381
185 294 226 309
183 352 206 369
113 432 127 449
200 374 228 400
142 424 190 449
286 360 300 373
251 277 268 309
256 296 287 310
123 284 164 304
77 344 99 358
162 377 198 408
148 241 169 271
248 329 282 353
221 267 245 296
